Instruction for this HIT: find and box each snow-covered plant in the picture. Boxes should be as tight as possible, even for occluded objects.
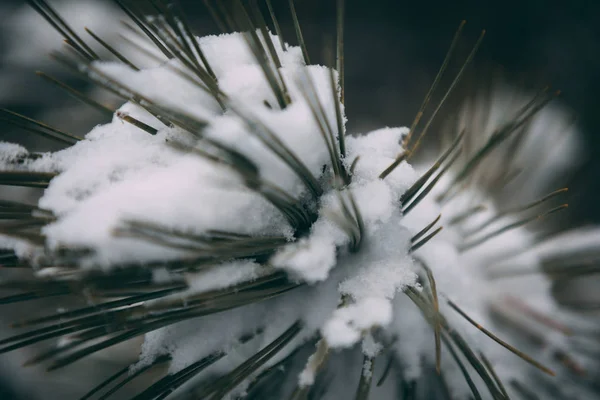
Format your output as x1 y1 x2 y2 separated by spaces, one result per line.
0 1 598 399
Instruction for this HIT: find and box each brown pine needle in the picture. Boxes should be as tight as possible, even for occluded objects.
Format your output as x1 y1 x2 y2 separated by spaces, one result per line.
329 67 347 162
214 0 236 32
249 0 283 69
445 90 560 194
0 171 57 188
409 29 485 157
117 34 166 64
1 108 82 144
441 333 483 400
510 379 541 400
336 0 345 103
479 351 511 399
504 296 573 336
403 20 466 148
420 261 442 373
36 71 115 117
349 156 361 176
504 187 568 216
130 352 223 400
288 0 310 65
402 147 462 215
265 0 286 51
466 188 568 237
355 355 375 400
400 129 464 206
27 0 98 61
405 288 485 399
116 111 159 135
379 152 408 180
446 299 556 376
79 364 131 400
85 27 139 70
202 321 302 399
376 355 394 387
410 226 443 252
233 5 288 109
447 204 487 226
554 350 587 376
114 0 173 59
203 0 228 32
290 339 330 398
296 67 342 180
96 355 171 400
460 204 568 251
411 214 442 243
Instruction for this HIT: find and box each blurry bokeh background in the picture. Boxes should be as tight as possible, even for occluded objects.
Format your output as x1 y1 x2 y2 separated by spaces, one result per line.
0 0 599 398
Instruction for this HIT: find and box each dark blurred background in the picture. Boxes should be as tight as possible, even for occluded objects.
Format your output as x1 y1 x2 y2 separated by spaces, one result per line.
0 0 599 398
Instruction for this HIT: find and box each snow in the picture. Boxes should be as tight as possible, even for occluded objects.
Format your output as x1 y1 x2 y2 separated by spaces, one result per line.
0 142 29 167
361 332 383 358
1 23 597 400
322 298 393 348
0 28 419 392
298 340 329 387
